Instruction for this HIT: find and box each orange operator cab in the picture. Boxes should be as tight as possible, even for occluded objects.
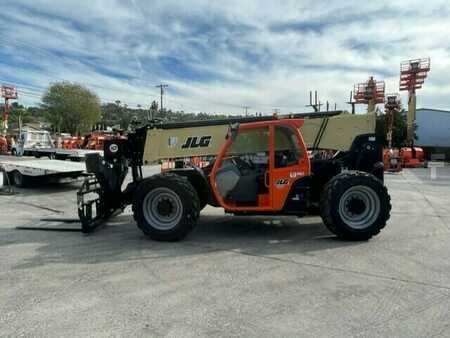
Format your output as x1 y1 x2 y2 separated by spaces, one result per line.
210 119 310 213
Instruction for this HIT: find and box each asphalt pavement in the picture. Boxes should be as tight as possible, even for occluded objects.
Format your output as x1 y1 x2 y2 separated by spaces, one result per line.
1 167 450 337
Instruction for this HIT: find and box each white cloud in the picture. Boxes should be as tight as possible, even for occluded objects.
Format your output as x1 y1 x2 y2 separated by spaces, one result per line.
0 0 449 113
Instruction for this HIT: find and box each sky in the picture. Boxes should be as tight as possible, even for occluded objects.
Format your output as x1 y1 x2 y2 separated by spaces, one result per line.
1 0 450 114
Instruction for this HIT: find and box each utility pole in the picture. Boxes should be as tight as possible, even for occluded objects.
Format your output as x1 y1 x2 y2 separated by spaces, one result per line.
346 91 356 114
306 90 322 112
155 84 168 112
243 106 250 116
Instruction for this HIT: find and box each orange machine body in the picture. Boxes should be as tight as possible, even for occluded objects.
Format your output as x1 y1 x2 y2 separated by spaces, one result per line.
383 148 402 172
0 135 8 155
400 147 425 168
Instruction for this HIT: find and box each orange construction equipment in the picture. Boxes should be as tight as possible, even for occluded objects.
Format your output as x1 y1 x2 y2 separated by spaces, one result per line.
78 113 391 242
0 135 8 155
383 148 402 172
399 58 430 168
81 131 125 150
61 136 84 149
1 85 17 155
1 85 17 134
400 147 425 168
354 77 385 113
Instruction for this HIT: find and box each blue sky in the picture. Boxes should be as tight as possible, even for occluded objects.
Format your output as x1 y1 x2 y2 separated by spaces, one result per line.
1 0 449 114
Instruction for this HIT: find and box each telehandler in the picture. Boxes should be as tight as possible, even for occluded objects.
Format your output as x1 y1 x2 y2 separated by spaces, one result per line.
78 111 391 241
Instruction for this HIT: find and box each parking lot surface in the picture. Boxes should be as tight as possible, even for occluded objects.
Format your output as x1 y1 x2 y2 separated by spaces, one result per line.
1 167 450 337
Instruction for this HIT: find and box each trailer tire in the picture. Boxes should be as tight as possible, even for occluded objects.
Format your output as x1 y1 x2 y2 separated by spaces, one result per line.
11 170 27 188
132 173 200 241
320 171 391 241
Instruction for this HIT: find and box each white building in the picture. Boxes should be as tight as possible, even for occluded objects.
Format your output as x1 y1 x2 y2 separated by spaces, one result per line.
416 108 450 148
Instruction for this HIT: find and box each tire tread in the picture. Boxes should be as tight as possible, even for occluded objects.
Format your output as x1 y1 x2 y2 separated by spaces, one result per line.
132 173 200 241
320 171 391 240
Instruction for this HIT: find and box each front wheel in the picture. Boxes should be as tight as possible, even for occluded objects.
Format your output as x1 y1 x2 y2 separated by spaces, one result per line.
132 174 200 241
320 171 391 240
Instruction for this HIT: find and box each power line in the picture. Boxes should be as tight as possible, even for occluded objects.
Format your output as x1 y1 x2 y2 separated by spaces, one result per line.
0 77 156 108
0 78 46 92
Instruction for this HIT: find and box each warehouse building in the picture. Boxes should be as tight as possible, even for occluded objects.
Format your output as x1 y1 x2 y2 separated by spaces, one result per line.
416 108 450 159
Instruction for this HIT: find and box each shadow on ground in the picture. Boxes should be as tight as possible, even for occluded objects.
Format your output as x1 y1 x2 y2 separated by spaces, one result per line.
10 181 82 196
1 213 364 270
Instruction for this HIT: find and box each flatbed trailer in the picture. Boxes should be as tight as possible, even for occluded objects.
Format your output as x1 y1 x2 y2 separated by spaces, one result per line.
21 148 103 161
0 156 87 187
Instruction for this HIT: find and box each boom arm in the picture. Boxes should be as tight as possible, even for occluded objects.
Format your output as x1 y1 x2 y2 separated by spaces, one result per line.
142 113 376 164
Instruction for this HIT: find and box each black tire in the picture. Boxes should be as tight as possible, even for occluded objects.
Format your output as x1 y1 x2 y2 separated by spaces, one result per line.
320 171 391 241
11 170 27 188
11 148 17 156
198 192 208 211
132 173 200 241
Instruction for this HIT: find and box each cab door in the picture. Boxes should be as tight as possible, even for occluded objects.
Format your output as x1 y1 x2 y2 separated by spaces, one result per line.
211 123 273 211
270 124 310 210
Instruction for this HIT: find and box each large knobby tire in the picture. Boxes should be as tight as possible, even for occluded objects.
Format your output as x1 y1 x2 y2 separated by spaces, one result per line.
320 171 391 241
132 173 200 241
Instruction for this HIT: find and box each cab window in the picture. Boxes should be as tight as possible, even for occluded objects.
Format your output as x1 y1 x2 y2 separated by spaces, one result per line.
274 125 302 168
215 127 269 205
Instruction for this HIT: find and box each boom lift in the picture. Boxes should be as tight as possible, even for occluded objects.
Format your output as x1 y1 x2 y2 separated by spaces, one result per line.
353 77 385 114
1 85 18 155
399 58 430 167
77 111 391 241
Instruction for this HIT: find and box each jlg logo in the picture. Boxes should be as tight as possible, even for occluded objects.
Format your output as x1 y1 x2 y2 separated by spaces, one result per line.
181 136 212 149
276 179 288 185
275 179 289 189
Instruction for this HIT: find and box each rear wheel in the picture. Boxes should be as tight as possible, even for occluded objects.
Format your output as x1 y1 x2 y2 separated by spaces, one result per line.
133 173 200 241
320 171 391 240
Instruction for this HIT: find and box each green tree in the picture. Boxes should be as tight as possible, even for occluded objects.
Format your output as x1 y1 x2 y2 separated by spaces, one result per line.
42 82 101 134
101 101 136 130
8 102 28 126
4 103 46 129
376 109 408 148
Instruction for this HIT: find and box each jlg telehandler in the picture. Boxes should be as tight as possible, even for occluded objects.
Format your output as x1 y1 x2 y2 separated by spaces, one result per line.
78 112 391 241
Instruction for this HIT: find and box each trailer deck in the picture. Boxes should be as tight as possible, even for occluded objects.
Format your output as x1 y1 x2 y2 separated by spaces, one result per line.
21 148 102 161
0 156 87 186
